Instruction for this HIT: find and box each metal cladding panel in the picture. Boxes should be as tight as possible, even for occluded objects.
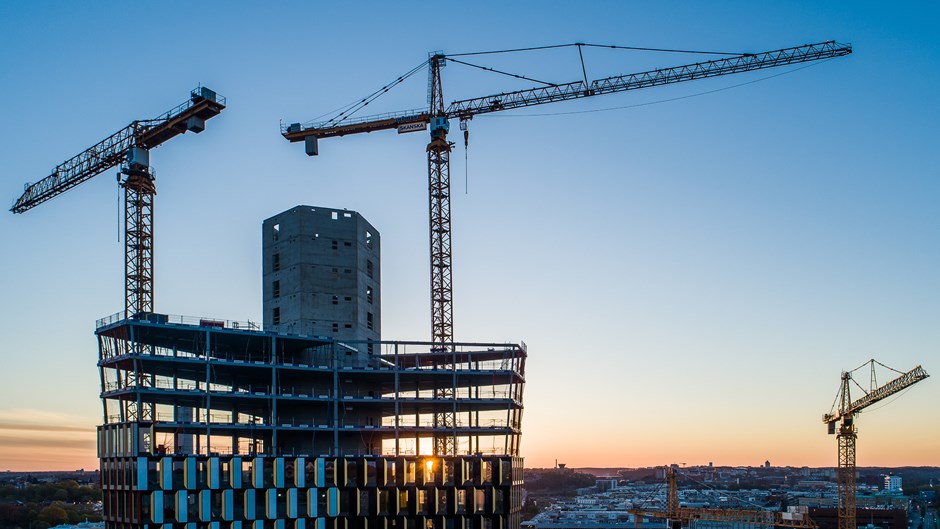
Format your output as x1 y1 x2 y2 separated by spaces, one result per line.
222 489 234 520
137 456 148 489
245 489 256 519
274 457 286 488
199 490 211 521
287 488 298 518
175 490 187 522
327 487 339 516
306 488 319 517
161 457 173 490
231 457 243 488
185 457 197 489
253 457 265 488
266 488 277 519
209 457 220 489
316 458 327 487
294 457 306 488
152 490 164 523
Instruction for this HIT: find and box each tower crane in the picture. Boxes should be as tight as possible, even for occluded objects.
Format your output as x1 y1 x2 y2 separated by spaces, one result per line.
283 40 851 347
11 87 225 316
631 466 819 529
823 360 929 529
283 40 851 456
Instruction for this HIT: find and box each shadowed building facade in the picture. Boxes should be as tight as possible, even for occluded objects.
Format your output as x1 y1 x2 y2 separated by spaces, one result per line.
95 206 526 529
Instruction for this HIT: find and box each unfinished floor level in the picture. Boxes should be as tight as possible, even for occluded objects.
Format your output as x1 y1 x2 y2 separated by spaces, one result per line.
95 312 526 529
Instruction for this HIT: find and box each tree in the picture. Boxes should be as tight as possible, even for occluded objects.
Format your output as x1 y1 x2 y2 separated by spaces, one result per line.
37 504 68 527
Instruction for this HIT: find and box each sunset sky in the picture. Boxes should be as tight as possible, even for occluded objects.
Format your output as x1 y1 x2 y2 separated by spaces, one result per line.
0 2 937 471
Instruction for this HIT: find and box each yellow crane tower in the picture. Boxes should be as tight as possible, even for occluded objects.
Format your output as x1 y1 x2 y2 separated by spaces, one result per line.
823 360 929 529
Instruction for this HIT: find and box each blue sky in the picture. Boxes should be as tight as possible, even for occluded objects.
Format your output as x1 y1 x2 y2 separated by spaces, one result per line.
0 1 937 470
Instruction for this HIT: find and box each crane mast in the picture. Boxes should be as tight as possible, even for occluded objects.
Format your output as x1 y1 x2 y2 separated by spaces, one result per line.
284 40 852 455
823 362 929 529
12 87 225 316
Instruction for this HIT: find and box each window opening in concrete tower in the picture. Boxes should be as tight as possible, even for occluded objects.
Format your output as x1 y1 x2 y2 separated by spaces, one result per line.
332 323 339 333
273 280 280 298
272 307 280 325
366 287 373 304
366 260 373 279
367 312 374 330
332 240 338 250
273 253 280 272
332 296 338 305
331 212 338 220
344 241 351 247
272 223 280 241
344 212 352 218
365 231 372 247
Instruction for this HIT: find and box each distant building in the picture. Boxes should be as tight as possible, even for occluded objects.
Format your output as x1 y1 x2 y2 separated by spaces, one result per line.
809 508 907 529
884 473 902 492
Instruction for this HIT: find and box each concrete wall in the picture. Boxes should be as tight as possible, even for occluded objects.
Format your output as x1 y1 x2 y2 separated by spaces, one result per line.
262 206 380 354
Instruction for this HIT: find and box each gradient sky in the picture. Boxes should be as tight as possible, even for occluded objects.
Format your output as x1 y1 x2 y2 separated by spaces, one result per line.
0 2 937 472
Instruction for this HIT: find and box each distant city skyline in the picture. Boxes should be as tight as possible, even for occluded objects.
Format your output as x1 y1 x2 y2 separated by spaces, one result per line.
1 2 937 471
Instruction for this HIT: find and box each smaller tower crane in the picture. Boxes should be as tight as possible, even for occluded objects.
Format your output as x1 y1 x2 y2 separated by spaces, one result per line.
11 87 225 316
823 361 929 529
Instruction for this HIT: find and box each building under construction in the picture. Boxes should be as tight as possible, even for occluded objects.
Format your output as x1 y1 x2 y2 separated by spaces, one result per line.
95 206 526 529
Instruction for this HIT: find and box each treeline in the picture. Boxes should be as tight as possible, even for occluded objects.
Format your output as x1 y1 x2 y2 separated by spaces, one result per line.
0 480 102 529
525 468 598 494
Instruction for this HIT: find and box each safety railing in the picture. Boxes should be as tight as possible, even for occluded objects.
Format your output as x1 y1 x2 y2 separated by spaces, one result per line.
96 310 259 331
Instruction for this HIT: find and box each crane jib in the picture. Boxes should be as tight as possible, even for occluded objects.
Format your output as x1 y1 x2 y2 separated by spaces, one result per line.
11 88 225 214
284 41 850 142
280 39 852 349
444 41 852 118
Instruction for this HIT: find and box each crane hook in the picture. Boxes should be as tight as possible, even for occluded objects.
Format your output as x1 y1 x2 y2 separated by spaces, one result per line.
460 120 470 194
